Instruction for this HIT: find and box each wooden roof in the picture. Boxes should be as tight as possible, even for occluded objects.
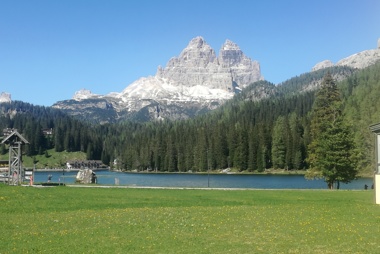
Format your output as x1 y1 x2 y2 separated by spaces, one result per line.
1 130 29 144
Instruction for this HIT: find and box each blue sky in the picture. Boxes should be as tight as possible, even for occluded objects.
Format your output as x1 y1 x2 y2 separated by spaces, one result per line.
1 0 379 106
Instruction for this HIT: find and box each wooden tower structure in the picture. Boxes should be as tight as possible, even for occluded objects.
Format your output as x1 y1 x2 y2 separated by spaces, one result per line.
1 130 29 185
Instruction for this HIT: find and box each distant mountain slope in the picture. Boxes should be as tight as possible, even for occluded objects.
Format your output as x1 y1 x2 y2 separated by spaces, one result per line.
52 36 264 123
1 62 380 175
276 66 357 95
94 62 380 174
230 65 356 106
312 39 380 71
50 38 379 123
0 92 11 103
340 62 380 172
2 38 379 124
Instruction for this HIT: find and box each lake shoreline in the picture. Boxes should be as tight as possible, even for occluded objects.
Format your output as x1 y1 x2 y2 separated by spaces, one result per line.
32 168 373 178
33 168 307 176
32 170 373 189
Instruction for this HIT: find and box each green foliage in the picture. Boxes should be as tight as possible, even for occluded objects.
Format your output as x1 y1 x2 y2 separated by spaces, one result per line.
0 149 87 168
271 116 286 168
307 73 359 188
0 143 6 155
341 62 380 172
1 64 379 176
0 101 102 161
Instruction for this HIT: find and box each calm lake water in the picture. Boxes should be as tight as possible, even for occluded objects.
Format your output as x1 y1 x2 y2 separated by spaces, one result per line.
33 170 374 190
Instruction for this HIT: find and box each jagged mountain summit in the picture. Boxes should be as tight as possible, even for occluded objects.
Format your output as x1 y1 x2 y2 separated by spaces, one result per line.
0 92 11 103
53 36 264 122
312 39 380 71
49 37 380 123
3 37 380 123
117 36 262 102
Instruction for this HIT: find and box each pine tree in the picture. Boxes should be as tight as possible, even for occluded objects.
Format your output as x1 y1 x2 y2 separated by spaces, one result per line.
247 127 257 172
306 73 359 189
234 125 249 171
271 116 286 169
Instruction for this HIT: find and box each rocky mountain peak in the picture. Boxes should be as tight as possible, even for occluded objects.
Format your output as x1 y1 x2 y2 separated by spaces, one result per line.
187 36 207 49
312 39 380 71
0 92 11 103
312 60 334 71
218 39 262 86
173 36 217 68
221 39 241 51
154 36 262 91
55 36 264 122
73 89 98 101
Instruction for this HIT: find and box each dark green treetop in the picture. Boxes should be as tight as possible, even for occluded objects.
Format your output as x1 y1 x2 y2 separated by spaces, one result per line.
306 73 359 189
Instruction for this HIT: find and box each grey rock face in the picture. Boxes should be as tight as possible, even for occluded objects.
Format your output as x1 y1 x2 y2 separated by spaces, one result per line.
336 49 380 69
218 39 262 87
155 36 262 92
105 36 264 121
73 89 98 100
0 92 11 103
312 60 334 71
312 39 380 71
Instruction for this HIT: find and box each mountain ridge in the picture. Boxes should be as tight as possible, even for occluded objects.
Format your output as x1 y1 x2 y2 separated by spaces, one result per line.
2 37 380 123
52 36 265 122
312 39 380 71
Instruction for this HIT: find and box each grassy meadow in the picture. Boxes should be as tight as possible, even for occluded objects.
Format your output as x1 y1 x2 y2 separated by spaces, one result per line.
0 149 87 169
0 184 379 253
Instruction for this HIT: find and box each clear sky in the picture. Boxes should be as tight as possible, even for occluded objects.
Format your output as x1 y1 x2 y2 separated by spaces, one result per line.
1 0 379 106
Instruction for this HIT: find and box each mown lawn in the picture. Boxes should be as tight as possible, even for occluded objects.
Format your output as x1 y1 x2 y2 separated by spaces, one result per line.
0 184 379 253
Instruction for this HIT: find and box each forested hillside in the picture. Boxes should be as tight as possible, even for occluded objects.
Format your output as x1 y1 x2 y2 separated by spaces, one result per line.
0 102 102 160
100 63 380 174
1 63 379 175
341 62 380 172
101 92 314 172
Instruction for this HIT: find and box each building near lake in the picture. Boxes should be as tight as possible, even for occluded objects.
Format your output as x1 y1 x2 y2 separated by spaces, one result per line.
66 160 104 170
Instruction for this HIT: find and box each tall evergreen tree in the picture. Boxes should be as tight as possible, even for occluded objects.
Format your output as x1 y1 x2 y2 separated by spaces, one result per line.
271 116 286 169
247 127 258 172
306 73 359 189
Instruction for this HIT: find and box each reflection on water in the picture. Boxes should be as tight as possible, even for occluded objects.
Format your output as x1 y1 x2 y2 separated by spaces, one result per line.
32 170 374 190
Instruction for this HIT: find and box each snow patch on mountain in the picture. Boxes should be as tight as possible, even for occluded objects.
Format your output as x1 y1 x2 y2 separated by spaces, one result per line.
69 37 262 108
119 75 234 103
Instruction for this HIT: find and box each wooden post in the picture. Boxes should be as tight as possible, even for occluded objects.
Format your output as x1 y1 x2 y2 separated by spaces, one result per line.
369 123 380 204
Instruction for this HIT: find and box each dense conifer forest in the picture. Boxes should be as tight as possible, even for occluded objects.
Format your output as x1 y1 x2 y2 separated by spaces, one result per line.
1 63 379 175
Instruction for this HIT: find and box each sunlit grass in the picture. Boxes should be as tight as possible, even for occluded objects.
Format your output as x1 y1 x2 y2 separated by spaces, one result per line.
0 149 87 169
0 185 379 253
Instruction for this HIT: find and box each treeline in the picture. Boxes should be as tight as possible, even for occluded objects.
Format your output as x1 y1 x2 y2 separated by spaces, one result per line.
101 63 379 174
0 102 101 159
341 63 380 172
101 91 314 172
1 63 379 174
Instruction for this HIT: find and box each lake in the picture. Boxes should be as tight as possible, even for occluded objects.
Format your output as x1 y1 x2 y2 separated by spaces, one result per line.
33 170 374 190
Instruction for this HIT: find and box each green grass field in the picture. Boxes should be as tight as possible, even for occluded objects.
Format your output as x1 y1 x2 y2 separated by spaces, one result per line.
0 185 379 253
